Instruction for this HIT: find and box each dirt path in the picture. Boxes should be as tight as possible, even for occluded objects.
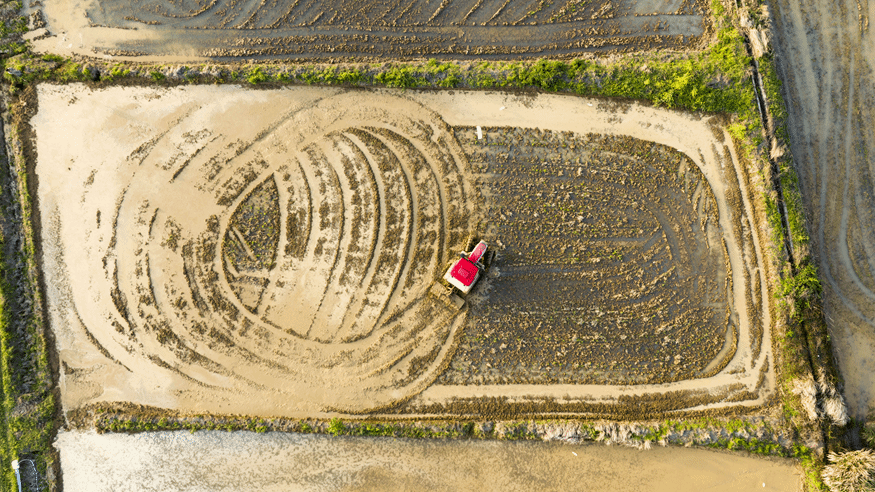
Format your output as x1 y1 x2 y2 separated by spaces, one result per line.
55 430 802 492
767 0 875 418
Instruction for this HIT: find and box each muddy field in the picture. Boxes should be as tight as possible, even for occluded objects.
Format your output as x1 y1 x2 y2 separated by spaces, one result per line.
33 85 772 419
768 0 875 419
54 430 802 492
441 130 735 386
27 0 708 60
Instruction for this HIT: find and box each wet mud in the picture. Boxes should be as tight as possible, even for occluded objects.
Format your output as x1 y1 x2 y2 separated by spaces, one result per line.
55 430 802 492
32 86 772 418
440 129 735 386
31 0 709 59
768 0 875 419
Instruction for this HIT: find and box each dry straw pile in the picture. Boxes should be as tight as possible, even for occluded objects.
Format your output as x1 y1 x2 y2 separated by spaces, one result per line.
822 449 875 492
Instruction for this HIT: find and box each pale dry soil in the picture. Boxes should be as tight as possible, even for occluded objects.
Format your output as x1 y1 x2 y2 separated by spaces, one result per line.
768 0 875 418
25 0 706 60
55 430 802 492
33 84 771 419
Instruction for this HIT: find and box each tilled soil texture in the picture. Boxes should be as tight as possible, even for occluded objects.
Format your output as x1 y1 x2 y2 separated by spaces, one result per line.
768 0 875 418
29 0 708 60
34 86 773 419
438 129 734 386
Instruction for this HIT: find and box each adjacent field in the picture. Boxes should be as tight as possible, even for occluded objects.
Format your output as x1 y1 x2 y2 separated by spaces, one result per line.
27 0 708 59
32 84 773 420
768 0 875 419
54 430 802 492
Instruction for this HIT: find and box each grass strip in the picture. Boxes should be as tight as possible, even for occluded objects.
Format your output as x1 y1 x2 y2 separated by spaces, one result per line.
0 91 56 491
0 282 15 492
3 17 752 118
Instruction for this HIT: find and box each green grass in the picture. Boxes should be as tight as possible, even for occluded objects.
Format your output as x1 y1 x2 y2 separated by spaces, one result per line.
0 292 15 491
759 54 811 251
327 418 345 436
246 66 268 85
0 12 28 60
864 425 875 449
0 20 755 116
97 412 484 439
0 96 57 492
778 261 823 322
797 445 829 491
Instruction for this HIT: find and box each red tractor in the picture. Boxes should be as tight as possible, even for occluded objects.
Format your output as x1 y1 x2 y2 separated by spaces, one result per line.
444 240 489 294
431 239 494 308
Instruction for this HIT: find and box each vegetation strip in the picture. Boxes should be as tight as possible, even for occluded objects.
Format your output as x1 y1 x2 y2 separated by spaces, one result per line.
92 406 818 460
4 24 751 115
731 0 850 488
0 92 55 491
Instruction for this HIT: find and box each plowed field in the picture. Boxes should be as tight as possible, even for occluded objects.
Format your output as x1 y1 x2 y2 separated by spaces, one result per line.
28 0 708 59
437 129 738 387
33 85 773 418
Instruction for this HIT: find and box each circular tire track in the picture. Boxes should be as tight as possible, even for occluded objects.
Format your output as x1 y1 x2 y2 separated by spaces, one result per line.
101 93 477 412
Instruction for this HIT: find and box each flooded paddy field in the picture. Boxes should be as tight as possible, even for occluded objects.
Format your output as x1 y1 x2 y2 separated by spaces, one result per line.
55 430 802 492
30 84 772 420
27 0 708 60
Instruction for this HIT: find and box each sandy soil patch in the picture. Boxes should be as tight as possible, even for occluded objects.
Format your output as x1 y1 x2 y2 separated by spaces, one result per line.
33 85 771 418
55 430 802 492
768 0 875 418
25 0 706 60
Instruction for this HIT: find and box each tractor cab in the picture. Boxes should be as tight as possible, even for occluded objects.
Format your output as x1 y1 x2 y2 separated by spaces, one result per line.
443 240 489 294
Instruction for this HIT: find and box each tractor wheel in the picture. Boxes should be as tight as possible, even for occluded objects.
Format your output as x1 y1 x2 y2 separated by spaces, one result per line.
485 250 497 269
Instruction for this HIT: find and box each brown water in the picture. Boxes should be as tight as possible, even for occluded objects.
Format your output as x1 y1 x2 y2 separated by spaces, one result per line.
55 430 801 491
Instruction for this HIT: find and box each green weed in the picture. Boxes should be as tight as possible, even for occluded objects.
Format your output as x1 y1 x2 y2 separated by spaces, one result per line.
777 261 822 322
374 66 420 88
327 418 346 436
246 66 268 85
0 103 55 491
